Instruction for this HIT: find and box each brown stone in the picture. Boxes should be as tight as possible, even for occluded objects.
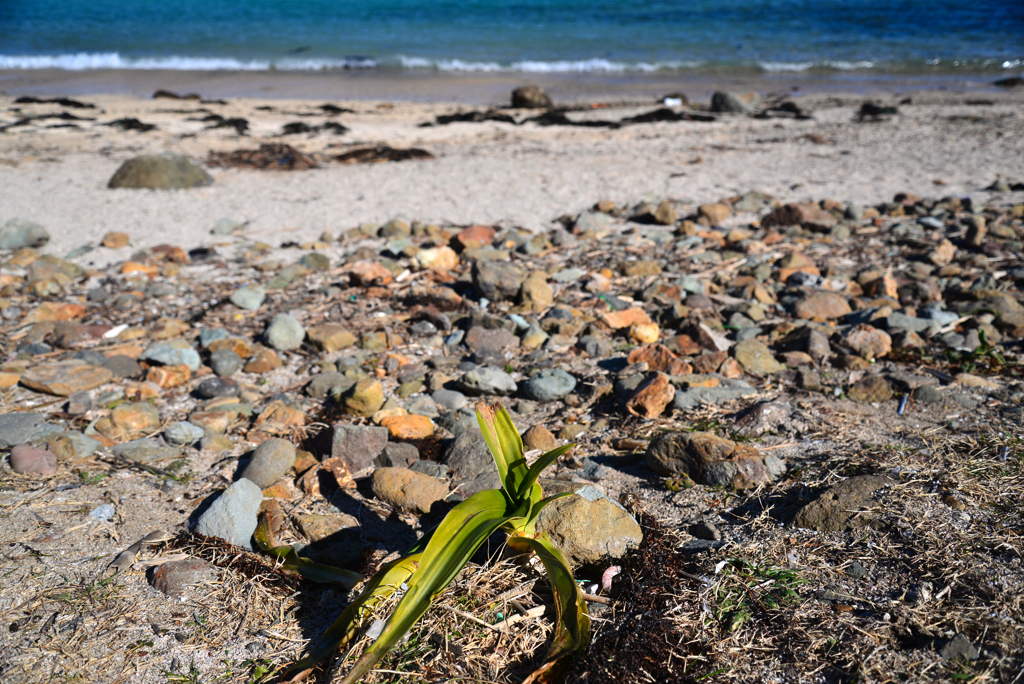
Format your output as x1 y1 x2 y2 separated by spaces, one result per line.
626 373 675 419
665 334 703 356
22 302 86 325
244 348 283 373
794 291 851 320
380 414 434 440
844 324 892 360
10 444 58 476
208 337 254 358
847 375 893 402
112 401 161 432
295 513 360 542
348 260 393 286
646 431 785 489
928 239 956 266
151 318 189 340
793 475 892 532
371 467 449 514
465 326 520 355
254 400 307 431
188 410 236 433
151 559 216 597
762 203 837 231
522 424 558 452
691 350 728 374
627 344 692 375
718 357 743 378
20 361 112 397
101 231 130 249
699 203 731 225
600 307 652 330
306 324 357 352
146 364 191 388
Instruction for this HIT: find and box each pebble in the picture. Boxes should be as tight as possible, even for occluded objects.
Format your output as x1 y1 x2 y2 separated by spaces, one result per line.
195 478 263 549
371 467 449 514
521 368 576 402
458 366 517 396
9 444 58 476
111 438 179 463
209 348 244 376
20 360 113 397
535 484 643 567
151 558 218 597
343 378 385 416
0 413 49 449
264 314 306 351
89 503 116 521
164 421 206 446
431 388 468 410
646 432 784 489
197 377 239 398
141 342 201 372
240 438 296 488
230 284 266 310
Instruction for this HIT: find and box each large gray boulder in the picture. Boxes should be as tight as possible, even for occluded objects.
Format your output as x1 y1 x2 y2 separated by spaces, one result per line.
195 479 263 549
108 153 213 189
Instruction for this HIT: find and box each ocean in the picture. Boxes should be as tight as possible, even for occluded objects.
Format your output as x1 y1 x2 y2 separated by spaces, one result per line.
1 0 1022 78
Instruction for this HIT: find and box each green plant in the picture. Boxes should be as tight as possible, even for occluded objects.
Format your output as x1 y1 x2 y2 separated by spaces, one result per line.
711 558 804 632
282 402 591 683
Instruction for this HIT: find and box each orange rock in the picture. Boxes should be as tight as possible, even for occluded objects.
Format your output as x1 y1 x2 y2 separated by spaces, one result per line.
629 322 660 344
321 457 356 489
0 371 21 389
719 357 744 379
146 364 191 388
454 225 496 251
254 400 307 431
626 374 675 419
121 262 159 278
151 318 189 340
111 401 161 432
676 374 720 389
305 324 356 353
102 343 143 359
600 307 652 330
348 260 393 286
123 381 162 400
381 414 434 440
244 348 282 373
23 302 86 324
101 232 130 249
665 334 702 356
189 410 235 433
208 337 254 358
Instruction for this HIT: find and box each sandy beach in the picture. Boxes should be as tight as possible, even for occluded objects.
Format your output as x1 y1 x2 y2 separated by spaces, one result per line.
2 84 1023 266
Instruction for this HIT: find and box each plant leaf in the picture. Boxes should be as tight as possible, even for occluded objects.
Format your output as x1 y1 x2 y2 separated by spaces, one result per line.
476 402 528 500
283 554 422 682
254 517 362 590
516 444 575 502
339 488 515 684
514 533 591 682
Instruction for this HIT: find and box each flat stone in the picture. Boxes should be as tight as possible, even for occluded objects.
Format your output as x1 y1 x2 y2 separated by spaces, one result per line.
111 438 179 463
108 153 213 189
306 324 356 352
195 478 263 549
229 285 265 310
464 326 520 355
265 314 305 352
535 485 643 567
111 401 161 432
380 414 434 440
523 424 558 452
164 421 206 446
20 361 112 397
522 368 576 402
329 424 389 478
0 413 48 449
9 444 58 476
371 467 449 514
646 431 785 489
244 348 282 373
150 558 217 597
141 342 201 372
458 366 517 396
847 375 893 402
792 475 892 532
240 438 296 488
794 292 851 320
732 339 785 374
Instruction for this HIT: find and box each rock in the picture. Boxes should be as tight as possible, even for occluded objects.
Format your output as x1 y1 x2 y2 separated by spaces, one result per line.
523 424 558 452
413 246 460 271
792 475 892 531
710 91 760 114
914 385 943 404
458 366 517 396
150 558 217 597
371 467 449 514
111 402 161 432
65 390 93 416
244 348 283 373
444 430 501 496
794 292 851 320
240 438 296 488
699 203 731 225
195 479 263 549
689 522 721 541
519 275 554 311
306 324 356 352
101 231 130 249
209 349 244 377
847 375 893 402
629 322 661 344
673 382 756 410
431 388 467 410
306 372 350 399
732 339 784 374
377 442 420 468
0 413 48 449
465 326 520 356
626 373 675 418
9 444 58 476
20 360 113 397
380 414 434 440
512 85 553 109
653 200 677 225
229 285 265 310
844 324 892 359
147 364 191 389
104 355 142 379
0 218 50 249
535 485 643 567
941 633 980 661
885 312 934 335
212 218 244 235
111 438 179 463
522 369 576 402
108 153 213 189
141 342 201 371
329 424 389 478
600 307 653 330
343 378 385 416
472 260 527 301
164 421 205 446
928 239 956 266
733 401 793 437
645 432 785 489
762 203 837 231
265 314 305 352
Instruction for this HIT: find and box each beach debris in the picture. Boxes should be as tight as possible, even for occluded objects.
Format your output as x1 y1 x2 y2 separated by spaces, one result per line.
710 90 761 114
280 121 349 135
333 145 434 164
856 101 899 122
152 89 201 100
105 117 157 132
208 143 316 170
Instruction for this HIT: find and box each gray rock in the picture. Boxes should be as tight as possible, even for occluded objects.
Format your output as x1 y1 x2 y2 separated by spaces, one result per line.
212 218 245 235
458 366 517 396
437 407 479 436
240 438 296 488
265 314 305 351
535 484 643 567
329 425 389 479
209 348 244 377
444 430 500 496
432 388 468 410
0 218 50 249
195 478 263 549
410 459 450 479
915 386 944 404
111 438 180 463
164 421 206 446
103 355 141 379
919 306 960 326
0 413 48 449
108 153 213 189
472 260 527 301
200 328 232 348
307 372 353 399
710 91 759 114
885 312 935 335
141 342 201 372
230 285 266 310
197 377 239 398
376 442 420 468
673 381 757 410
941 633 979 661
521 368 576 402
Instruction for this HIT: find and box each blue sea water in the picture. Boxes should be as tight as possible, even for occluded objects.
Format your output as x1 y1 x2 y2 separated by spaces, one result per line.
1 0 1022 76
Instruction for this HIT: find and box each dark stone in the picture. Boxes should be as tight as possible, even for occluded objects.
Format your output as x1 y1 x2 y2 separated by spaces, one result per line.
645 431 785 489
108 153 213 189
444 430 500 496
329 425 389 478
792 475 893 532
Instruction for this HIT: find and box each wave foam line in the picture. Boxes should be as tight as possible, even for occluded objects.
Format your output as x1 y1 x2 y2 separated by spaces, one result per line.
0 52 378 71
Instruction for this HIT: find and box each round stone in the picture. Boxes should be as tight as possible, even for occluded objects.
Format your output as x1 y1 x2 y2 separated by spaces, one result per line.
209 348 244 377
198 377 240 398
229 285 266 310
164 421 206 446
521 369 576 402
265 314 306 351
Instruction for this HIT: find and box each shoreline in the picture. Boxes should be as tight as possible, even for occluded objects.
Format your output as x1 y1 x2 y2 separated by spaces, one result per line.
0 67 1016 105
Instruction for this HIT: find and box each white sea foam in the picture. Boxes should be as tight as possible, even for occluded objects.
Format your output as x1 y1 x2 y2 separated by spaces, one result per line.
759 60 876 72
0 52 377 71
397 56 701 72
